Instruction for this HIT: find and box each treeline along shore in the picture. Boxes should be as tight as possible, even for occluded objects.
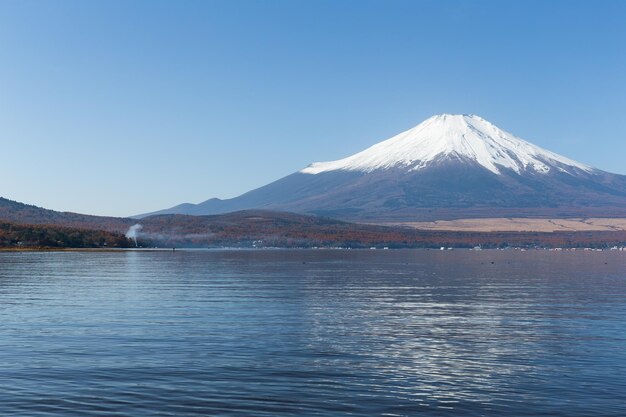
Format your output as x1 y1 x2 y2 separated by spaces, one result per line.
1 196 625 250
134 212 626 249
0 222 132 249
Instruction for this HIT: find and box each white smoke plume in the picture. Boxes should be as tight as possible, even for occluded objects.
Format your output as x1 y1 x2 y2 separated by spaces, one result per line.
125 224 143 246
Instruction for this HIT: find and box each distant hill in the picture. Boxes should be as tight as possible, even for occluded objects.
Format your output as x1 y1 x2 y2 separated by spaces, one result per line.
1 198 624 249
134 210 626 249
140 114 626 222
0 197 132 232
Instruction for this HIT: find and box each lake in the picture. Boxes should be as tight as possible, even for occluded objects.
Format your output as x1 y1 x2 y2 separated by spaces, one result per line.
1 249 625 416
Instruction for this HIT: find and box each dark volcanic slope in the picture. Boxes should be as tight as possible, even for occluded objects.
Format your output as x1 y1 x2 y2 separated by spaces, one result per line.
141 161 626 222
140 115 626 222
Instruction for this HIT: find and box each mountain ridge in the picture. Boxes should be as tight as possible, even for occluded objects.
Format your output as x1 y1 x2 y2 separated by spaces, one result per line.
135 114 626 221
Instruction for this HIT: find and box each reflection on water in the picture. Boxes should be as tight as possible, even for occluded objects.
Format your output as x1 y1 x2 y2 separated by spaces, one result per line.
1 249 625 416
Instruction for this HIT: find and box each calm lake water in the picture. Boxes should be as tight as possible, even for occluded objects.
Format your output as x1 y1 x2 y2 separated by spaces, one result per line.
1 249 625 416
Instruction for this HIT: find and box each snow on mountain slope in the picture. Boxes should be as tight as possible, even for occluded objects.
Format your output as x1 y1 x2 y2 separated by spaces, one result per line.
301 114 593 175
137 113 626 221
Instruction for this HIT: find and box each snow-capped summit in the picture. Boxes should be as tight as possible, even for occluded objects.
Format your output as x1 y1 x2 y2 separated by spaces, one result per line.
139 114 626 222
302 114 592 175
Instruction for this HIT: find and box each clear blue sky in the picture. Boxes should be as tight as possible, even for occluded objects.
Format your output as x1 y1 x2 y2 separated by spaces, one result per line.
1 0 625 217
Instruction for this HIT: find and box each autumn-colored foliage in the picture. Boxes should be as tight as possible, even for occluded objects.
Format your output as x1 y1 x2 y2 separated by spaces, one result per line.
136 211 626 249
1 197 624 249
0 222 132 248
0 197 132 232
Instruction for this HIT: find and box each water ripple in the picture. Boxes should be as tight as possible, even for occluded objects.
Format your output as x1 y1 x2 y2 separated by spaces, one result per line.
0 250 625 416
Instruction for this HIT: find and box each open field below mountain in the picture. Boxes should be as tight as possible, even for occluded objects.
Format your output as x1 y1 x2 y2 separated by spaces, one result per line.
387 218 626 232
2 196 625 249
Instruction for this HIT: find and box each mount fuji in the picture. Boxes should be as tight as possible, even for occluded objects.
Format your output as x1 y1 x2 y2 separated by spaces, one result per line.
140 114 626 221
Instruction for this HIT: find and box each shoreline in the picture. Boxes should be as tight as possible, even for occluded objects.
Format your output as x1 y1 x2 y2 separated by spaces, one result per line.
1 246 624 253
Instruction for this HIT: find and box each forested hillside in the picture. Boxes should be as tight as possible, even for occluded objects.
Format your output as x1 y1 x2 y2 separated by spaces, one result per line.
0 197 131 232
0 222 131 248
